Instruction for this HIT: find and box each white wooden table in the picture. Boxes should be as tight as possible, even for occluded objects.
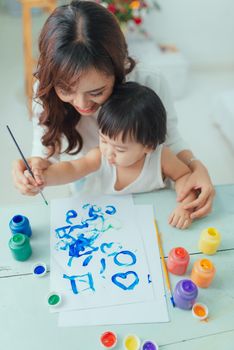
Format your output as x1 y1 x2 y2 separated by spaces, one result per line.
1 185 234 350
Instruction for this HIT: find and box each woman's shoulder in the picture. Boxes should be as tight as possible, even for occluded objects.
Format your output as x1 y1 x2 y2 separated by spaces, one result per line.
127 64 172 106
128 64 163 88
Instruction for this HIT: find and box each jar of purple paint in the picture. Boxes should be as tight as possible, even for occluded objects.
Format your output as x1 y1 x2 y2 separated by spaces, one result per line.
173 279 198 310
141 340 158 350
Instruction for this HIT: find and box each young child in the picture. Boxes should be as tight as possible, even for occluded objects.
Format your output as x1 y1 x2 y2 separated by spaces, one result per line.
29 82 196 229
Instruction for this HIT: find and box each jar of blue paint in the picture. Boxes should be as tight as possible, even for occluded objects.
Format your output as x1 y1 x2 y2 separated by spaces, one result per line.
8 233 32 261
9 214 32 237
173 279 198 310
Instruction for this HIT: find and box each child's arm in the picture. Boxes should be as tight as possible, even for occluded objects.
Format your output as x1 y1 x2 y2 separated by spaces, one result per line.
161 146 197 229
44 148 101 186
26 148 101 187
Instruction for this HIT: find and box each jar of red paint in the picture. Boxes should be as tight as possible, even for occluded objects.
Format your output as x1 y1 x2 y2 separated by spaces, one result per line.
100 331 117 349
167 247 190 275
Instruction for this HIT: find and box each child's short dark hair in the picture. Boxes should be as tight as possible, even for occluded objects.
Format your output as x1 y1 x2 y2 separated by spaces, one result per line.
97 82 167 149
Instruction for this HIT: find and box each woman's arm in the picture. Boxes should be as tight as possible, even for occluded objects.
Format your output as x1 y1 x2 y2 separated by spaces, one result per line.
161 147 194 200
161 147 197 229
145 70 215 218
12 88 57 195
176 150 215 219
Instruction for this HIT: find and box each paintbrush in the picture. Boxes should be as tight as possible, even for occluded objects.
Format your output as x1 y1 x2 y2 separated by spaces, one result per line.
154 218 175 307
6 125 48 206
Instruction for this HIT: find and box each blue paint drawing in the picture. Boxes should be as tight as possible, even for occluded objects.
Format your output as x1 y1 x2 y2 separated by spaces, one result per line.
63 273 95 294
112 271 139 290
54 202 142 296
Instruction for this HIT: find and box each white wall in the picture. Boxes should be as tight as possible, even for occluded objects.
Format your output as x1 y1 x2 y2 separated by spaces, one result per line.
144 0 234 68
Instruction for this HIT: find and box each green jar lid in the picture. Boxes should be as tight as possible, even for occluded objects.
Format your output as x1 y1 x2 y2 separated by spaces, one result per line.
12 233 26 246
47 292 62 307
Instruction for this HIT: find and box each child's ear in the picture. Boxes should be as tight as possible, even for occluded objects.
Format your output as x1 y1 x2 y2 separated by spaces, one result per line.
144 146 154 154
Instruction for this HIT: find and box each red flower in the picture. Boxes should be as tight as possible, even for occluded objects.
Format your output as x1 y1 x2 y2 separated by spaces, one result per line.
107 4 117 14
133 17 142 25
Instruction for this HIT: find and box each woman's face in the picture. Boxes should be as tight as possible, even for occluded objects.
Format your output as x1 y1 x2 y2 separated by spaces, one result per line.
55 68 115 116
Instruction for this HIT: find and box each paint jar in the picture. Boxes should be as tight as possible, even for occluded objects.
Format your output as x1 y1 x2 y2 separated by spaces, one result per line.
141 340 158 350
173 279 198 310
32 262 47 277
9 214 32 237
191 258 216 288
167 247 190 275
199 227 221 255
47 292 62 307
192 303 209 321
124 334 141 350
8 233 32 261
100 331 117 349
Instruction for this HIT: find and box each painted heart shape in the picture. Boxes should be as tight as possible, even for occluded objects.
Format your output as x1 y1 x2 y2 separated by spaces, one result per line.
111 271 139 290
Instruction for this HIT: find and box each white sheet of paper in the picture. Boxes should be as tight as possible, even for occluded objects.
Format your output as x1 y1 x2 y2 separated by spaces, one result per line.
50 195 155 312
58 205 169 326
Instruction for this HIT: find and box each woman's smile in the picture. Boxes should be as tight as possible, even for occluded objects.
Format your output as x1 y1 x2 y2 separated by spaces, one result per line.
74 104 98 115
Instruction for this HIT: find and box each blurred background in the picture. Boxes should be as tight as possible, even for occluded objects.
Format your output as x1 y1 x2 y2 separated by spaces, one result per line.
0 0 234 206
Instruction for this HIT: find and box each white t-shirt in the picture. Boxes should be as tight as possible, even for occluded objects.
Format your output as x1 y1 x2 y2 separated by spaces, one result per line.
31 66 188 162
82 144 165 195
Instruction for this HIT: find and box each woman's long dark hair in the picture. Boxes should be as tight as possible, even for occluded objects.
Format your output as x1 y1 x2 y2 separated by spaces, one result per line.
34 0 135 157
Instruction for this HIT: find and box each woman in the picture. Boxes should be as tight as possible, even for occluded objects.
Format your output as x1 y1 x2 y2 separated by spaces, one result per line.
12 0 214 219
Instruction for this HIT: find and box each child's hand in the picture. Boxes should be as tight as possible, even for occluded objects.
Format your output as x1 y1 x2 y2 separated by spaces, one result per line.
168 205 193 229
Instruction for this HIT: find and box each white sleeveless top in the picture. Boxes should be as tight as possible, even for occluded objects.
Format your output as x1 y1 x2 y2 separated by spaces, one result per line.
82 144 166 195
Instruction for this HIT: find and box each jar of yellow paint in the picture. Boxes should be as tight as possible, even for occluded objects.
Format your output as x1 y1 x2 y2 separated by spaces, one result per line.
123 334 140 350
191 258 216 288
199 227 221 255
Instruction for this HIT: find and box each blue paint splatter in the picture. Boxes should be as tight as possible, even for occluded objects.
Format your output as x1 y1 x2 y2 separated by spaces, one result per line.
63 273 95 294
55 225 73 239
105 206 116 215
113 250 137 266
83 255 93 266
69 233 99 259
112 271 139 290
66 209 78 224
100 242 114 254
147 274 152 283
100 258 106 274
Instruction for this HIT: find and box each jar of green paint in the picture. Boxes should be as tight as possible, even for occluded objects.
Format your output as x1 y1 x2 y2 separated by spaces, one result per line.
8 233 32 261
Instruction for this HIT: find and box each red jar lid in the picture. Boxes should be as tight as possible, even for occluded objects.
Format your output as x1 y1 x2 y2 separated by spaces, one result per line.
175 247 187 259
100 331 117 348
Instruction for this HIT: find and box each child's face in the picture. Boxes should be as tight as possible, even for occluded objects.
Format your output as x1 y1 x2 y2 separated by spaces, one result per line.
99 132 152 167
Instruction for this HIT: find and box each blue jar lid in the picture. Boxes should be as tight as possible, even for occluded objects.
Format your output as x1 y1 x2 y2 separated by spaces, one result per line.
12 215 25 225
